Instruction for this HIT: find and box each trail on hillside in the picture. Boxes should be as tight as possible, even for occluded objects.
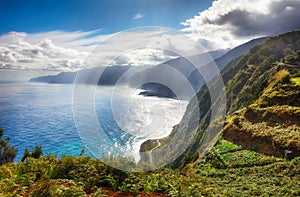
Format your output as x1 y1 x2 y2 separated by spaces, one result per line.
149 140 161 164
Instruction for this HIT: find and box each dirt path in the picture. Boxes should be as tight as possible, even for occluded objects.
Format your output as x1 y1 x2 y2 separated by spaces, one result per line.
149 140 161 164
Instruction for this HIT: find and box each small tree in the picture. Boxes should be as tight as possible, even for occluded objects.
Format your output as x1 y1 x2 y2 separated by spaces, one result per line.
20 148 30 162
0 128 18 165
32 145 43 158
21 145 43 162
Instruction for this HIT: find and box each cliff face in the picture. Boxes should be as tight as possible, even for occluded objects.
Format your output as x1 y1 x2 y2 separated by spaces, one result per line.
188 37 268 90
145 31 300 168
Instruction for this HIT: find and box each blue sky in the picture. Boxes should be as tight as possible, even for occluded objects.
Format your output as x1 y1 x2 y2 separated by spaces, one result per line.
0 0 213 34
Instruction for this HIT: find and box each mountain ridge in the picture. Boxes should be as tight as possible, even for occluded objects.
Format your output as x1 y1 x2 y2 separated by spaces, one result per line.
29 39 268 99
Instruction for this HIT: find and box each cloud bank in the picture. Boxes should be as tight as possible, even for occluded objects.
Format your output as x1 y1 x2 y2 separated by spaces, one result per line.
0 30 105 71
182 0 300 50
0 29 180 71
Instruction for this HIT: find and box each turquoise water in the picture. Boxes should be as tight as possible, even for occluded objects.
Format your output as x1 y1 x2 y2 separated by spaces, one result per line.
0 81 187 162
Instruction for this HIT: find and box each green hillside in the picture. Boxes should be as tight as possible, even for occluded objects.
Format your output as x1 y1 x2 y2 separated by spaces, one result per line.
153 31 300 169
1 31 300 196
223 68 300 158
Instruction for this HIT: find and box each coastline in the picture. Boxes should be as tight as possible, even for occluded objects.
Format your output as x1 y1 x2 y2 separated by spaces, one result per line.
139 124 179 163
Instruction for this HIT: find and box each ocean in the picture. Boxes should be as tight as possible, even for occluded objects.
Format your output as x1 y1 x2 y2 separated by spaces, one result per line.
0 79 187 162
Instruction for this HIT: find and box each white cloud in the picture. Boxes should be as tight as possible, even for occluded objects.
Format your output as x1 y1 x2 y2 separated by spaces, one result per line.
0 31 91 71
0 28 184 71
133 13 145 20
182 0 300 50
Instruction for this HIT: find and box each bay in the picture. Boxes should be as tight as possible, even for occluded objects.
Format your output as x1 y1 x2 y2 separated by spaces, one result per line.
0 81 187 162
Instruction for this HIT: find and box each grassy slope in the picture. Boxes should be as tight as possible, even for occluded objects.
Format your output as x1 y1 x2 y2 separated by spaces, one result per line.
223 65 300 158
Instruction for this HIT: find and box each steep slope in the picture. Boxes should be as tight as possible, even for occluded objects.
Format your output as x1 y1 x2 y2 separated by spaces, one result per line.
188 37 268 90
223 65 300 158
144 31 300 168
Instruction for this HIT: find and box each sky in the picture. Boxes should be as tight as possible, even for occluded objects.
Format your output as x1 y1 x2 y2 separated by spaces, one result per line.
0 0 300 71
0 0 212 34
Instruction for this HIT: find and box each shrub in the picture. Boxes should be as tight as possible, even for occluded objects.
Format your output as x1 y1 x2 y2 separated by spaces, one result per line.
21 145 43 162
0 128 17 165
30 179 86 197
283 50 300 64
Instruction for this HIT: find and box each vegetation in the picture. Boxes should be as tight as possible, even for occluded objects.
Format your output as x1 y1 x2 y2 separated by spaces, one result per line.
0 138 298 196
291 77 300 86
0 128 17 165
223 68 300 158
21 146 43 162
148 30 300 168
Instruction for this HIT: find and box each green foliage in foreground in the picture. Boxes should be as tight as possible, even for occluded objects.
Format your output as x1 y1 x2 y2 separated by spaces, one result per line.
0 140 299 197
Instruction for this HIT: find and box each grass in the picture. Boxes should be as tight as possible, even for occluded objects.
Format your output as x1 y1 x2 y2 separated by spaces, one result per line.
291 77 300 85
193 158 300 196
257 69 300 107
198 140 283 169
221 150 282 168
213 139 242 154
